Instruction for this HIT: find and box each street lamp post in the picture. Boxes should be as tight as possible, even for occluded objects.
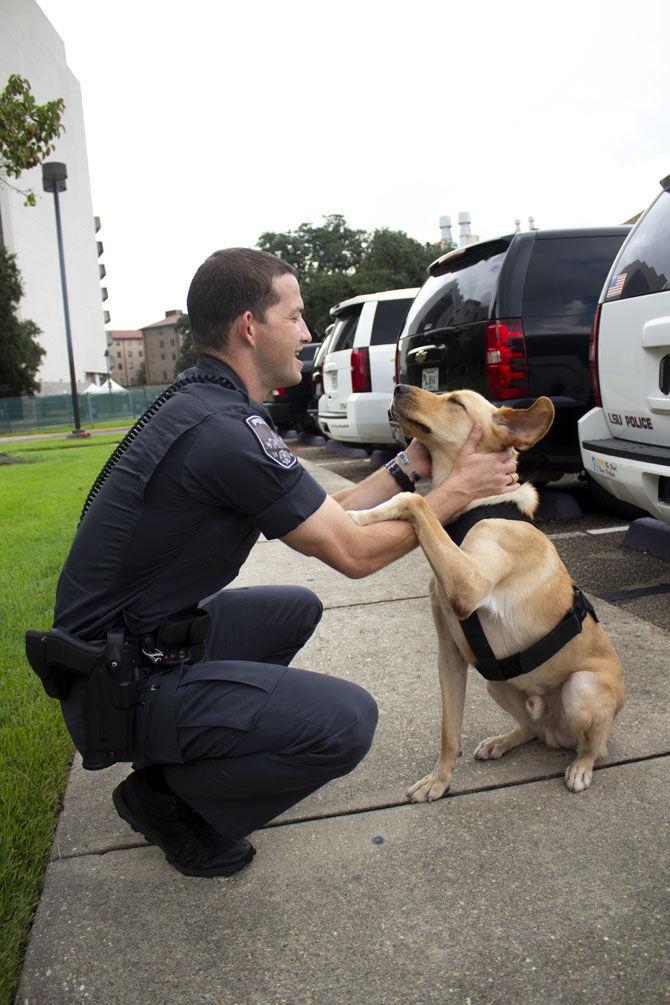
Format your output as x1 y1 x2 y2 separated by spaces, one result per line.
42 161 87 438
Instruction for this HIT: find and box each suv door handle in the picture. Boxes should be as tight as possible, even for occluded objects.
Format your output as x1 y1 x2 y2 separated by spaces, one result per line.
407 344 446 359
642 317 670 348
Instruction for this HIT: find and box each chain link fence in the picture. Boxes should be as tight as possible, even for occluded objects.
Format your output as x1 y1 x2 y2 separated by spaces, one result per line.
0 385 169 435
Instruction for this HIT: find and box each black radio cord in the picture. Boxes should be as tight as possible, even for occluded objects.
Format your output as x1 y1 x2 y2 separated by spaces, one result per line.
79 372 235 525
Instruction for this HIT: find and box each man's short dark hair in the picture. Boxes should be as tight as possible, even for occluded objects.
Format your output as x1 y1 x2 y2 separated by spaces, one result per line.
187 248 298 353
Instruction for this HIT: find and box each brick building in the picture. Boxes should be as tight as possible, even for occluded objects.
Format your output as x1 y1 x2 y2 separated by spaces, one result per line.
106 330 144 386
141 310 183 385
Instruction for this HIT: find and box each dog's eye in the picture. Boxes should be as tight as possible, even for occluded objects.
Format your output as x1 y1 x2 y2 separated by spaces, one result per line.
414 420 432 435
448 398 467 412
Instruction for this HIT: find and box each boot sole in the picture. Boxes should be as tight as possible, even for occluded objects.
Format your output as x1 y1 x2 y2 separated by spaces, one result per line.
112 783 255 878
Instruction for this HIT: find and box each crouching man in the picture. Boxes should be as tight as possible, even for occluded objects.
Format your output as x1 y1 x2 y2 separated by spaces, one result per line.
47 248 518 877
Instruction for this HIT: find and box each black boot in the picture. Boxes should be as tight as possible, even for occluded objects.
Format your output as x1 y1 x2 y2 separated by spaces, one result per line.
112 769 255 878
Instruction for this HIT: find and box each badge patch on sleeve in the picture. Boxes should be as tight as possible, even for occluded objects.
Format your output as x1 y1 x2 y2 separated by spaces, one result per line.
245 415 297 468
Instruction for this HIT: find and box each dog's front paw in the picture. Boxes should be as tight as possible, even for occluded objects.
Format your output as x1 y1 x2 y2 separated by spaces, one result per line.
347 495 412 527
474 734 510 760
406 770 451 803
565 758 593 792
347 509 372 526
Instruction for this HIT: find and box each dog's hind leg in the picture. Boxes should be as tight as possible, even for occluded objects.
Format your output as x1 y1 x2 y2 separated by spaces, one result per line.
474 682 537 760
407 581 468 803
560 671 618 792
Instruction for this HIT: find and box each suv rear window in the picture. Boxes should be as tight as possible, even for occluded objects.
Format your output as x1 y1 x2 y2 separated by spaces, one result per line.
610 190 670 301
522 236 624 316
330 306 362 352
409 240 508 334
370 298 414 345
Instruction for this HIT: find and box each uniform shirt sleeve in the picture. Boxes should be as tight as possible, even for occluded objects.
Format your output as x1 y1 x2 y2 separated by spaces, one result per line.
180 408 327 539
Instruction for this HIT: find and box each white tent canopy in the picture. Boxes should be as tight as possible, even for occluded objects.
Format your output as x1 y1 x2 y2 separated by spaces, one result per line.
85 379 128 394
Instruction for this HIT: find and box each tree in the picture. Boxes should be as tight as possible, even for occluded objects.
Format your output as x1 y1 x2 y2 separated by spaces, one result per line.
174 314 196 377
257 216 440 332
353 229 438 296
133 362 146 386
258 214 366 278
0 74 65 207
0 243 45 395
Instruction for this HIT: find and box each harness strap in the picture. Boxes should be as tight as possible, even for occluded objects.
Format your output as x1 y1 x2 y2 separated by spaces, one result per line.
460 587 599 682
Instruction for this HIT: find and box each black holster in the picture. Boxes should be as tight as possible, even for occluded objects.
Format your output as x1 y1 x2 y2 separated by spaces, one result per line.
25 628 140 770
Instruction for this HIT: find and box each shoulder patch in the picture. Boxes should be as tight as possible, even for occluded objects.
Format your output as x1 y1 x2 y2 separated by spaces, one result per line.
245 415 297 468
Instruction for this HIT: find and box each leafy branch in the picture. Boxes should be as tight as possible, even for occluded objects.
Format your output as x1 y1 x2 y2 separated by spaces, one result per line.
0 74 65 206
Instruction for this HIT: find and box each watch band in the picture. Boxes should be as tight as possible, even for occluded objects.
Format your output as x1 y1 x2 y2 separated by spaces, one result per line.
384 458 416 493
395 450 420 484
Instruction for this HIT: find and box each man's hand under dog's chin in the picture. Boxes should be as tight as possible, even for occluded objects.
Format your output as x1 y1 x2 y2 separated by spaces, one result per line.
446 424 520 502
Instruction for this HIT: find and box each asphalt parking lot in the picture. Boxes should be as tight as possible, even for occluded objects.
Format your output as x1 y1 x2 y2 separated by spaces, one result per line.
290 437 670 633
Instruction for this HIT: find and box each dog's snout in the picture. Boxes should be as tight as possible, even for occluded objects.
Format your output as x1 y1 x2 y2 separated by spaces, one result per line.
394 384 411 399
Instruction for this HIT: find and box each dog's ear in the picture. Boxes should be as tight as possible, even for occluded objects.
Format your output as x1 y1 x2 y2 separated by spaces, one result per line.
492 397 555 450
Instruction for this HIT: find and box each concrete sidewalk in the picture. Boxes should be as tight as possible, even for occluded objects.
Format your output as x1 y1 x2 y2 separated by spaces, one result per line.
17 463 670 1005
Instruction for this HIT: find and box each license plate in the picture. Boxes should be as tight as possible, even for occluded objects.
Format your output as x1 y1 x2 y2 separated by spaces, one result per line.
421 367 439 391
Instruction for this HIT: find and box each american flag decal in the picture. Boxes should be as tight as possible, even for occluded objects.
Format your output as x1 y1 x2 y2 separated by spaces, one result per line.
606 272 627 298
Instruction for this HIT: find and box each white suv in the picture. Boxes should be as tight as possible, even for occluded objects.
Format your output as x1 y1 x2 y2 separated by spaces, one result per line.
317 288 418 448
579 174 670 522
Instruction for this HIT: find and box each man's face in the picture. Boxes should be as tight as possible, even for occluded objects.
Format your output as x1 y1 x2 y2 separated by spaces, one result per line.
254 273 311 390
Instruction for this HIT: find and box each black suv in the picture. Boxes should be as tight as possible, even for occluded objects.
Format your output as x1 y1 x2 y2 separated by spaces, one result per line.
395 227 630 479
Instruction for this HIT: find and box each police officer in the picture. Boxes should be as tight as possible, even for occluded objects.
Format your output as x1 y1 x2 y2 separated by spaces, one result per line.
54 248 519 878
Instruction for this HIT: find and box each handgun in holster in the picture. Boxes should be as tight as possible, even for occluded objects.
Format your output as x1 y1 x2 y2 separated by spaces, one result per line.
25 628 139 770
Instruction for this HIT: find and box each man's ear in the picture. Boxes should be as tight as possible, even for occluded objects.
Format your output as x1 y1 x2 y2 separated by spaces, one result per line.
233 310 255 347
492 397 555 450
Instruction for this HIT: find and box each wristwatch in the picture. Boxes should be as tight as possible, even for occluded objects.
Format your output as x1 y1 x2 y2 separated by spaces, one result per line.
384 450 420 493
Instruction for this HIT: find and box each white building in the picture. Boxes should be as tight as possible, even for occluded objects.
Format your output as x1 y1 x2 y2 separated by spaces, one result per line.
0 0 107 393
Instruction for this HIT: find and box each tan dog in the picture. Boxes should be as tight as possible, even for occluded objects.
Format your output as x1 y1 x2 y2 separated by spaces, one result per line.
349 386 625 798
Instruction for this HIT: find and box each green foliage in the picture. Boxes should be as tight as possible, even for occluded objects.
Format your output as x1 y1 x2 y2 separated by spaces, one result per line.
257 215 440 332
0 244 45 397
258 213 366 279
0 438 118 1005
134 361 146 386
174 314 197 376
0 74 65 207
353 229 437 296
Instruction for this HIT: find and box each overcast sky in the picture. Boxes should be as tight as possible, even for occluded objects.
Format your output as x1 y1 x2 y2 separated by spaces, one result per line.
36 0 670 330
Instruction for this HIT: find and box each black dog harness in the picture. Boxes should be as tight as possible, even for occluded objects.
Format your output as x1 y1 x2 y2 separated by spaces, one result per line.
444 503 599 682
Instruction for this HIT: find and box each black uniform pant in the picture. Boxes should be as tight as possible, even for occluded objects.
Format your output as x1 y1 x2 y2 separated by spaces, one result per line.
134 586 378 839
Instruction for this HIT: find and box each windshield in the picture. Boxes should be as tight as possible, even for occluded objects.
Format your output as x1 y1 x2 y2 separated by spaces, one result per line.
407 241 509 335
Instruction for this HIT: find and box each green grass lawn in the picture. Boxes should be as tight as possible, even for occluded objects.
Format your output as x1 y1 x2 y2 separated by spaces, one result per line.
0 419 132 438
0 435 122 1005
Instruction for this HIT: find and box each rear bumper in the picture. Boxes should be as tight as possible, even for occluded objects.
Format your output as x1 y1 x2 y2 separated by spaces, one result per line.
318 392 396 446
579 407 670 523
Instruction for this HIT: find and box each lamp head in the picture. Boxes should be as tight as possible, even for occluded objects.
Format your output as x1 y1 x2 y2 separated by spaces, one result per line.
42 162 68 193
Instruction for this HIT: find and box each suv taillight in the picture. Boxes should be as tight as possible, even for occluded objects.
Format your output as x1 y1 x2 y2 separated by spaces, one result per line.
588 304 602 406
351 348 371 393
272 388 286 397
485 318 529 399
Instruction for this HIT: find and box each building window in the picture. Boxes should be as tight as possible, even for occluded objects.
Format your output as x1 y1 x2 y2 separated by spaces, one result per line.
163 370 168 379
160 340 164 348
160 352 165 360
128 351 133 357
129 363 134 369
172 352 176 360
117 352 122 359
139 350 143 358
170 338 175 347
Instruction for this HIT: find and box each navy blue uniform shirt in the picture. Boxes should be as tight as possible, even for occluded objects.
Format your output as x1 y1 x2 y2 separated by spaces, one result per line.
54 355 327 641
